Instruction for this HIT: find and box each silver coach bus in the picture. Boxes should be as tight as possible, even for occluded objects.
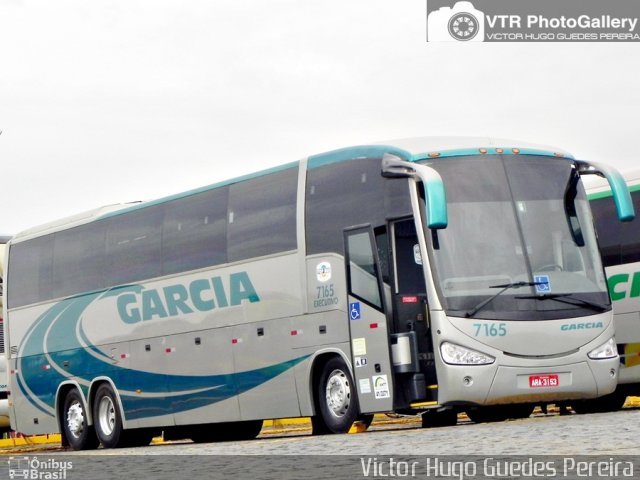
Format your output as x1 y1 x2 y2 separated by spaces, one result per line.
3 137 634 449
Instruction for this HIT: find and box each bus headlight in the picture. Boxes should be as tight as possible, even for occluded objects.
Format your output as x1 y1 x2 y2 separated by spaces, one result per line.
440 342 495 365
588 338 617 360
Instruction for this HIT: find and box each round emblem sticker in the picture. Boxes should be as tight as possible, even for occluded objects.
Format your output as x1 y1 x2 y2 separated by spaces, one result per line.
316 262 332 282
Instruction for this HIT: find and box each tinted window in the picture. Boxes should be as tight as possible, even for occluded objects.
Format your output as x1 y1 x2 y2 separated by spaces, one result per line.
8 236 53 308
53 223 106 298
591 190 640 267
306 159 388 255
163 188 229 275
346 229 382 309
591 195 622 267
227 168 297 262
106 205 164 285
621 190 640 264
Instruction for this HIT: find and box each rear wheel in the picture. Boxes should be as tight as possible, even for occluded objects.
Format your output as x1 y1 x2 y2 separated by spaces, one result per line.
314 357 359 434
93 383 124 448
118 429 157 448
62 389 99 451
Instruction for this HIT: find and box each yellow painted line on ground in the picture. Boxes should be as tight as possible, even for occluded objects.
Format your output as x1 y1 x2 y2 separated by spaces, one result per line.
263 417 311 427
0 434 61 448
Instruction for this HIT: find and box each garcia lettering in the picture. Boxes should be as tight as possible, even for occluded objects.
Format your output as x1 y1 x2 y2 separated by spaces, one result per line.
117 271 260 324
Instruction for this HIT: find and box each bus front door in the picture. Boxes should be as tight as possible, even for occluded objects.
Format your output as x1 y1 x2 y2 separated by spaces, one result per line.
344 226 395 414
389 218 437 406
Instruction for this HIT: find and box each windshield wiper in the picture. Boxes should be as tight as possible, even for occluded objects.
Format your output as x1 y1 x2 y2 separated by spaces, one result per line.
515 293 609 312
465 281 543 318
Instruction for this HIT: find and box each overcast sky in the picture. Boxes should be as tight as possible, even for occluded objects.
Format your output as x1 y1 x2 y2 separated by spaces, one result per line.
1 0 639 234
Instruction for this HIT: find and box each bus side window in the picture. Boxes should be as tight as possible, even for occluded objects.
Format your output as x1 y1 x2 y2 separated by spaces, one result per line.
591 196 622 267
621 190 640 264
393 219 426 294
228 168 297 262
375 226 390 285
345 229 383 310
162 187 228 275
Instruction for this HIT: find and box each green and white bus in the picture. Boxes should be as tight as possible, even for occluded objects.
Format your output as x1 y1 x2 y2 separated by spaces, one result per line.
3 137 634 449
587 169 640 411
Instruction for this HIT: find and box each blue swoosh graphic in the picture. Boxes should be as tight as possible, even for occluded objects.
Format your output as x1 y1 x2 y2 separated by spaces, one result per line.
17 288 309 420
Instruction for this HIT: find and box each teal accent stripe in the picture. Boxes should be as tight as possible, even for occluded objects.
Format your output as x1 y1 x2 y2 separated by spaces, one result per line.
97 161 299 221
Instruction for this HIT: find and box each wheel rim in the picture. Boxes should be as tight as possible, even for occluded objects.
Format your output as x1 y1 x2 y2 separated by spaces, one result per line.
66 401 86 439
97 395 117 437
325 369 351 418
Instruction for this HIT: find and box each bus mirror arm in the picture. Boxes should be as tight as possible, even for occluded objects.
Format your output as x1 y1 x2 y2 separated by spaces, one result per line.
382 155 448 229
576 161 635 222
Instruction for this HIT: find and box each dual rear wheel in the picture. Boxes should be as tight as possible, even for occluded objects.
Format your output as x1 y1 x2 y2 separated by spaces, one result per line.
62 385 153 450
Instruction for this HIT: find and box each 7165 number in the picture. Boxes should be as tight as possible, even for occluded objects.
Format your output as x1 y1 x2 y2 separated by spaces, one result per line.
473 322 507 337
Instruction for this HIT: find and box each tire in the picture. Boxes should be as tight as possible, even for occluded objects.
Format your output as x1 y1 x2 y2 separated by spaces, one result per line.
118 428 157 448
61 389 99 451
421 409 458 428
572 391 627 414
190 420 263 443
93 383 125 448
311 414 331 435
357 413 375 430
503 403 535 419
314 357 359 434
465 406 508 423
466 404 533 423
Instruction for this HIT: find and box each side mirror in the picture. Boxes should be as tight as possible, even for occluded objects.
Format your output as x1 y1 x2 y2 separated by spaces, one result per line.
382 154 448 229
577 161 635 222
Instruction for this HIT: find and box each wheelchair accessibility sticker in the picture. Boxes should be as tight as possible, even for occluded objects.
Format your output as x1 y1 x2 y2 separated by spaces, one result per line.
349 302 361 320
534 275 551 293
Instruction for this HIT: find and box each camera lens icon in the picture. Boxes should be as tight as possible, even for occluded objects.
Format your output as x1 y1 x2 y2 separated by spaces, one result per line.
448 12 479 41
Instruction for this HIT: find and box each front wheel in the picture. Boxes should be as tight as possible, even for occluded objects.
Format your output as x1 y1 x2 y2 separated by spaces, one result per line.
466 404 533 423
422 409 458 428
314 357 359 434
62 389 99 451
572 391 627 414
93 383 124 448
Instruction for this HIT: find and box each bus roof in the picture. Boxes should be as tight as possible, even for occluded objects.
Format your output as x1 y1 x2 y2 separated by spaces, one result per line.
10 136 573 242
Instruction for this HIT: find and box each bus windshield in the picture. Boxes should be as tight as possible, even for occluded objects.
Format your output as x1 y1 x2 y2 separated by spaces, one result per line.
421 155 610 320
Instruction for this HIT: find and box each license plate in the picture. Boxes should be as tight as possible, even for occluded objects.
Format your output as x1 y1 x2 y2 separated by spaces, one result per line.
529 374 559 388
